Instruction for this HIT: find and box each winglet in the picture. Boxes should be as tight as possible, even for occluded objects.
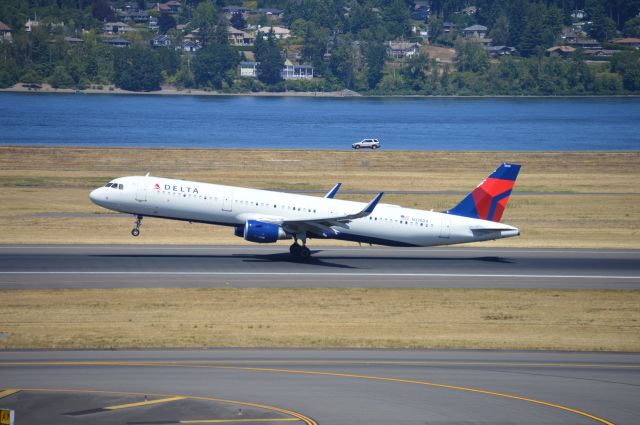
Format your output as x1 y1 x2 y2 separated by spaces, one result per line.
364 192 384 214
325 183 342 199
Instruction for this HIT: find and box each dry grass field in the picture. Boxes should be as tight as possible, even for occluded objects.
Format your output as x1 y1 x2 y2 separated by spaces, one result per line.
1 288 638 351
1 147 639 351
0 147 638 248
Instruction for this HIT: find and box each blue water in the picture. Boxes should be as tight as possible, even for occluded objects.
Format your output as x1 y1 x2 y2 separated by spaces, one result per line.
1 93 639 150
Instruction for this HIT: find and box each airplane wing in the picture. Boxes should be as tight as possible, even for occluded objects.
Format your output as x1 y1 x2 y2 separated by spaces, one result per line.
253 192 384 236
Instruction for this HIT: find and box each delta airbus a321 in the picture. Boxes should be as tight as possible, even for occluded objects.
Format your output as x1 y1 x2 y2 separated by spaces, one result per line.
90 163 521 258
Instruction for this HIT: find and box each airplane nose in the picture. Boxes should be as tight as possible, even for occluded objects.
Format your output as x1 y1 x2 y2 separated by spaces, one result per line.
89 188 101 205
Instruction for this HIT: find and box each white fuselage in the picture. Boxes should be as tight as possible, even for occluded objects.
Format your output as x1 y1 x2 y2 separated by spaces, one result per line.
90 176 520 247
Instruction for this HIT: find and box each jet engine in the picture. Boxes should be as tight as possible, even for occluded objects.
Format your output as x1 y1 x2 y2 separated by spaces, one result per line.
236 220 289 243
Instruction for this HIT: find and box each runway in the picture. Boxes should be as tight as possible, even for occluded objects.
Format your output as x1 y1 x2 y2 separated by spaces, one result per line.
0 245 639 289
1 349 639 425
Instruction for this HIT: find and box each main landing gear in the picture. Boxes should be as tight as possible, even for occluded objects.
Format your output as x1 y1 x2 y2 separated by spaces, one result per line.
131 215 143 237
289 234 311 259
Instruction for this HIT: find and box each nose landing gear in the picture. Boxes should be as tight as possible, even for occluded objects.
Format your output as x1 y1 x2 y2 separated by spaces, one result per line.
131 215 143 237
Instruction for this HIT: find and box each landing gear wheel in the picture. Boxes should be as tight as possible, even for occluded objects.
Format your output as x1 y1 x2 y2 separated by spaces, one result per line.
131 215 143 237
299 246 311 259
289 243 302 256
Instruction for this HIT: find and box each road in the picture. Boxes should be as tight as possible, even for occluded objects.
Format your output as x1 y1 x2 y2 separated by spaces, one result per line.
1 349 639 425
0 245 638 289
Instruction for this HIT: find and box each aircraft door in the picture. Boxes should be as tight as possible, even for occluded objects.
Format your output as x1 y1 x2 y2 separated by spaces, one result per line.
135 178 147 202
439 216 450 238
222 191 233 212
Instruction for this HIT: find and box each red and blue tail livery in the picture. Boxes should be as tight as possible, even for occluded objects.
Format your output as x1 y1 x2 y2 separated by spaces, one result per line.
445 163 521 223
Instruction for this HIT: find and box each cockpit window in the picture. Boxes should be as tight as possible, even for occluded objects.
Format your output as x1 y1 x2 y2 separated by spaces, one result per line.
105 183 112 187
118 184 124 190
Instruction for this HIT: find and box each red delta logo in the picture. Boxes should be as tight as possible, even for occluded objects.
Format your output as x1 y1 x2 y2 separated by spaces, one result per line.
153 183 160 190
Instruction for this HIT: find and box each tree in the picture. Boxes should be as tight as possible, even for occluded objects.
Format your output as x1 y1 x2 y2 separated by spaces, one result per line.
454 39 489 72
92 0 114 22
113 45 162 91
588 10 618 41
489 15 509 46
191 42 238 89
382 0 411 39
365 42 385 89
192 2 218 47
256 29 283 85
401 53 431 92
611 51 640 91
230 12 246 30
329 44 356 89
623 16 640 37
158 13 176 34
50 65 75 88
519 5 545 57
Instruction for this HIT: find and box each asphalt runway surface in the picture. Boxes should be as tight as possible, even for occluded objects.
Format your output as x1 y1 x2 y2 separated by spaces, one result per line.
1 349 639 425
0 245 639 289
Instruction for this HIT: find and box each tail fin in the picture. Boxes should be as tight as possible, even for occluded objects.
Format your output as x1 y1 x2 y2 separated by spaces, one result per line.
445 163 520 222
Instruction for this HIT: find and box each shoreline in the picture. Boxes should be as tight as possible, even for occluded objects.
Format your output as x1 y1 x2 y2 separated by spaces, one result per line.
2 83 640 99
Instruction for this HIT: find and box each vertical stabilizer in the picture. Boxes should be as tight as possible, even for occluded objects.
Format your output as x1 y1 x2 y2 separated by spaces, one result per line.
445 163 521 222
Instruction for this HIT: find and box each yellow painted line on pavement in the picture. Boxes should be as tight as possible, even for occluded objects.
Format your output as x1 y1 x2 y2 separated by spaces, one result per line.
105 395 186 410
181 419 300 423
1 360 639 369
4 362 616 425
0 389 20 399
18 388 316 425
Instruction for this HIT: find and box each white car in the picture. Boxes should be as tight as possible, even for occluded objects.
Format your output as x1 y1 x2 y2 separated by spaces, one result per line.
352 138 380 149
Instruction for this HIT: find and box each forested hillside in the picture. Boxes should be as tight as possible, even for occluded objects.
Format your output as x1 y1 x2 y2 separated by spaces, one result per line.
0 0 639 95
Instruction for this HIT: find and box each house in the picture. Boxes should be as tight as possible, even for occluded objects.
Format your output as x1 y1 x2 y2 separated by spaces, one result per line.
150 34 172 48
255 26 290 39
387 41 421 58
411 7 428 21
462 24 487 38
281 60 313 79
223 6 248 18
64 36 84 45
240 61 258 77
546 45 575 57
485 45 516 57
157 0 181 14
561 28 580 44
24 18 40 32
467 37 493 46
0 21 11 41
613 38 640 48
571 10 586 19
251 8 284 20
181 40 200 53
228 26 254 46
443 22 455 33
570 39 601 49
460 6 477 16
103 38 130 47
103 22 134 35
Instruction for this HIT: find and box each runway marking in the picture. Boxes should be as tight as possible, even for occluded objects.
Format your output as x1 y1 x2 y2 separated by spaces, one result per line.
0 363 614 424
1 271 638 279
0 389 20 399
105 395 186 410
0 245 638 255
10 388 316 425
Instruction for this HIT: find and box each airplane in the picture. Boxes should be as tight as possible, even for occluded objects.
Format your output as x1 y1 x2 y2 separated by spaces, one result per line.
89 163 521 258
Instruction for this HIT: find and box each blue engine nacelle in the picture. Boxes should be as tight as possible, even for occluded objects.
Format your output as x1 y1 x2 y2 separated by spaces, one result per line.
241 220 288 243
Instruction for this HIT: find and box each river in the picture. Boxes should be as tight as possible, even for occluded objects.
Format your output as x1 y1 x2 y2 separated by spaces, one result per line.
1 93 639 150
